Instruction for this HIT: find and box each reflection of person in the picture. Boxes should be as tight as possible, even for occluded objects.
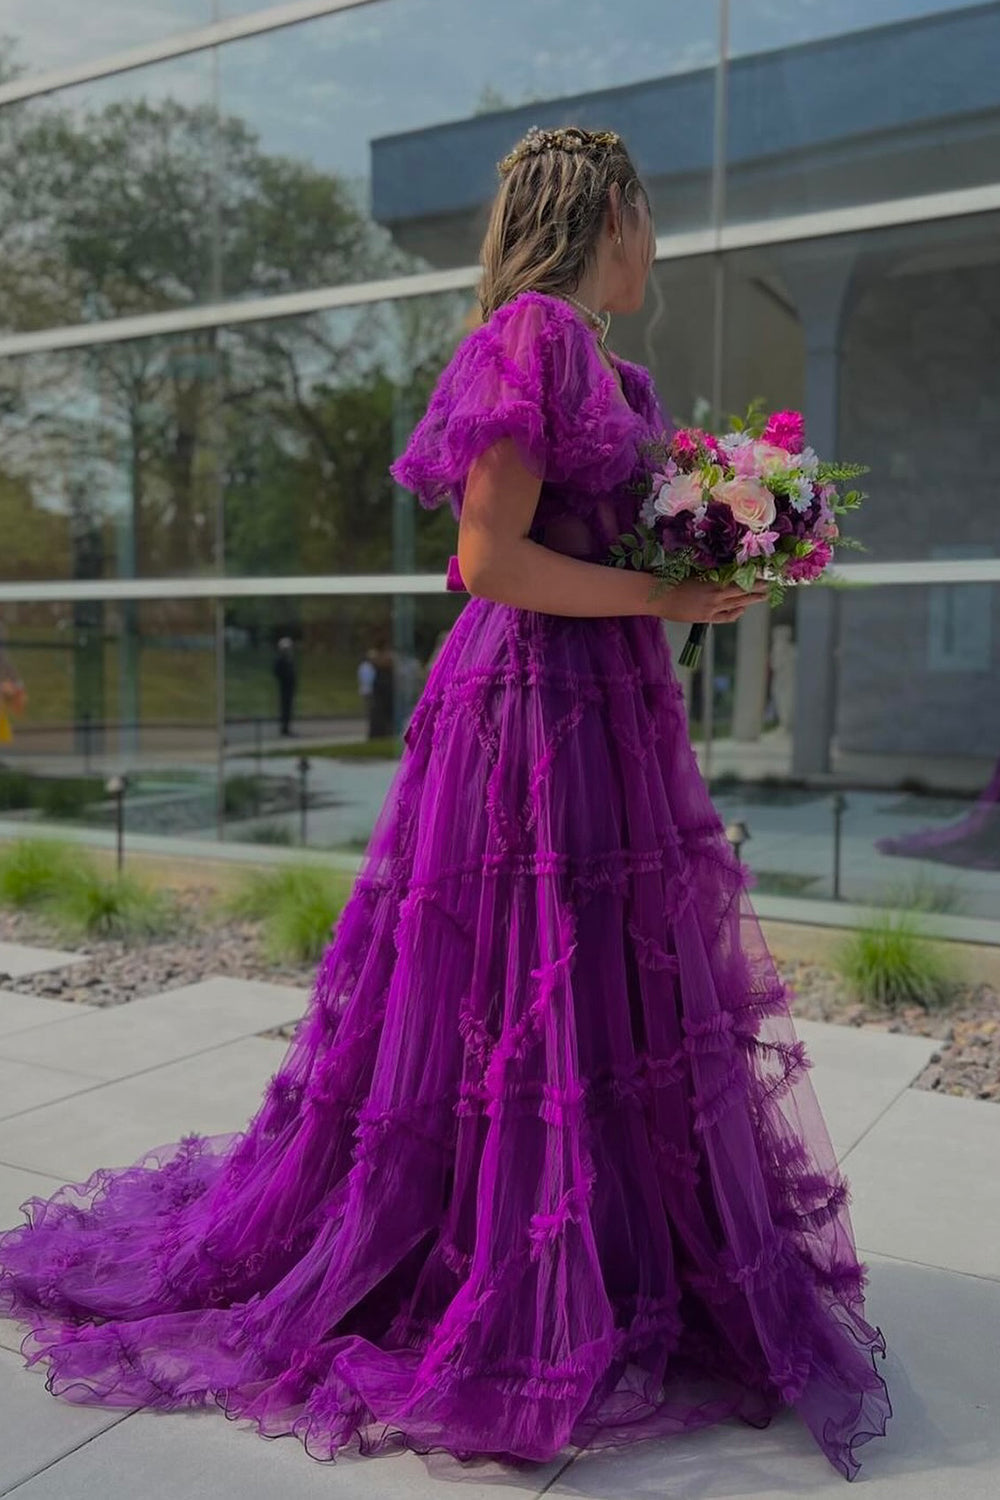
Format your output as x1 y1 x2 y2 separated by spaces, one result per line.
366 638 395 739
0 126 888 1482
357 652 376 708
272 636 297 737
0 622 26 746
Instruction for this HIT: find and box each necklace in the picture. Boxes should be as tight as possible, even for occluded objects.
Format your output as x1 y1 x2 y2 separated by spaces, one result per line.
561 293 611 349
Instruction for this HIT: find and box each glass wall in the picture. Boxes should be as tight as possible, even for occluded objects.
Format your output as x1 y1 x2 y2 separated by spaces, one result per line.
725 1 1000 222
0 292 471 582
1 0 998 919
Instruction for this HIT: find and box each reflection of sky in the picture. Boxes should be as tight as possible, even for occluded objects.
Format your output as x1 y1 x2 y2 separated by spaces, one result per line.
5 2 991 177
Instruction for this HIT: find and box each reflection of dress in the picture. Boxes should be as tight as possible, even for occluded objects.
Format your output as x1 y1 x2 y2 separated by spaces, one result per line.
0 293 890 1479
876 754 1000 870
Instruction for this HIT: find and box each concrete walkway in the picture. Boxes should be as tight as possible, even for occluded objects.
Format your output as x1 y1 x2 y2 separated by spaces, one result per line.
0 944 997 1498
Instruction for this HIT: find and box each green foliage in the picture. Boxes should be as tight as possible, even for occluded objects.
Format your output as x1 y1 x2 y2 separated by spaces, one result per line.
271 738 404 762
226 864 350 963
0 838 80 908
223 774 262 819
240 823 294 845
0 770 104 818
0 768 34 811
50 866 179 942
833 910 960 1012
883 874 967 916
726 397 769 438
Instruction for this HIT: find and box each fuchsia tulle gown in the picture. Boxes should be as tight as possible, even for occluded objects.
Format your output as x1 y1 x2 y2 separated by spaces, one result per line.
0 291 891 1479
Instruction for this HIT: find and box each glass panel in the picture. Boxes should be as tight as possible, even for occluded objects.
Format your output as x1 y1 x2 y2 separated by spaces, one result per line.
0 0 718 335
715 582 1000 919
0 288 491 585
3 4 211 75
726 1 1000 222
0 329 226 583
720 212 1000 563
219 593 464 850
0 597 220 837
0 53 216 335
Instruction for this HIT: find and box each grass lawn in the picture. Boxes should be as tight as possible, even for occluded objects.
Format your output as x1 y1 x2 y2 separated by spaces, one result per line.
7 635 364 727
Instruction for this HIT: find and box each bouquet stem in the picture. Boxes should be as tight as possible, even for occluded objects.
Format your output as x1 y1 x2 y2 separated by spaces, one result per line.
678 623 708 670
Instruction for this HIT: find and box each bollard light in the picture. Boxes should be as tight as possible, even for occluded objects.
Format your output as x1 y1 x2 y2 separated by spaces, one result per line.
105 773 129 872
725 819 751 863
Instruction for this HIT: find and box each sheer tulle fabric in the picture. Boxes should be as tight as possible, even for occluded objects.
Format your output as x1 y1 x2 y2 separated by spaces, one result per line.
0 292 890 1481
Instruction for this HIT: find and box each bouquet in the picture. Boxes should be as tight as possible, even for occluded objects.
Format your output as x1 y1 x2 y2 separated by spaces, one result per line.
610 402 868 668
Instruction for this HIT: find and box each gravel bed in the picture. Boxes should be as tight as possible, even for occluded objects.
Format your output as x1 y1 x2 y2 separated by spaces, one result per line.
0 895 316 1007
2 907 998 1102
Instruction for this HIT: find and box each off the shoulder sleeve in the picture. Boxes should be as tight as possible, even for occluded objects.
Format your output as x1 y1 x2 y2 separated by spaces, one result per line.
389 290 646 515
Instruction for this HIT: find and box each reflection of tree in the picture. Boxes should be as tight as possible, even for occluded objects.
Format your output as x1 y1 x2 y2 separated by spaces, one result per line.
0 55 466 599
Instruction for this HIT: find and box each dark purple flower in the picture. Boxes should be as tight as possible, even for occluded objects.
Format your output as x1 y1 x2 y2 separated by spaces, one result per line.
692 500 741 566
659 511 697 550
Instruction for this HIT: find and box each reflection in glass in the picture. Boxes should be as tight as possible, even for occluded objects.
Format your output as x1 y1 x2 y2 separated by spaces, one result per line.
3 3 211 76
715 581 1000 917
725 1 1000 221
0 292 479 585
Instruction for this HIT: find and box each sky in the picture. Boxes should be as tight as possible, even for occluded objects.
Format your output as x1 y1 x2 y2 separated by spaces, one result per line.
2 1 989 180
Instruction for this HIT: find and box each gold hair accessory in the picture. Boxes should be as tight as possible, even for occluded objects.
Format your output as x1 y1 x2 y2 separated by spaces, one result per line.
498 125 622 177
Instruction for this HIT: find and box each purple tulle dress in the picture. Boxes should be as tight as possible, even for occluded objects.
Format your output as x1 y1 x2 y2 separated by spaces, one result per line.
0 291 891 1479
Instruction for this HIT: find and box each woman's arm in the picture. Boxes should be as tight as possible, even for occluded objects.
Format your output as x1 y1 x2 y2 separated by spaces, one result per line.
457 438 768 625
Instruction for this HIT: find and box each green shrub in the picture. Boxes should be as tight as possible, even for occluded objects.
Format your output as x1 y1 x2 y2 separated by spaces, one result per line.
0 768 34 811
0 838 83 908
227 864 349 963
239 822 293 845
35 776 104 820
833 910 960 1012
224 774 263 818
884 873 966 915
272 738 402 762
51 867 178 943
0 772 104 819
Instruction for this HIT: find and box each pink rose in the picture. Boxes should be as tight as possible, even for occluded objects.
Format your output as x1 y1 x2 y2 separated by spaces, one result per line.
713 476 776 531
762 410 805 453
752 442 793 478
653 471 704 518
785 540 833 582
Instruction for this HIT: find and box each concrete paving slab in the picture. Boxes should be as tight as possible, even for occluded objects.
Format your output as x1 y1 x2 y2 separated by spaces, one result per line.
843 1089 1000 1280
0 944 85 980
0 1036 287 1183
0 1346 132 1495
0 978 308 1083
793 1019 938 1160
1 1394 570 1499
0 1057 96 1123
0 992 87 1041
548 1255 1000 1499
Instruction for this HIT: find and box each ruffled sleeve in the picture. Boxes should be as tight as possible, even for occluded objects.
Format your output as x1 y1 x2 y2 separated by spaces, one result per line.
389 290 648 516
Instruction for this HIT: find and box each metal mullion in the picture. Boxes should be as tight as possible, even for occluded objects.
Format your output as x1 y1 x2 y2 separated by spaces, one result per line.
0 0 386 106
2 182 998 362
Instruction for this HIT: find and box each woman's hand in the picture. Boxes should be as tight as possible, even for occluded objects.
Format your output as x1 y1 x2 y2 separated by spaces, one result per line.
649 575 770 626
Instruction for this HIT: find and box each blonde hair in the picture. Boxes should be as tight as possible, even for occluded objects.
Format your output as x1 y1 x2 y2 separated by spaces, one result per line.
478 125 649 321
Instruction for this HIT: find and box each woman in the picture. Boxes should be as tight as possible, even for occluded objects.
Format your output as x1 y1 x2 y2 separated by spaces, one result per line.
0 126 890 1481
